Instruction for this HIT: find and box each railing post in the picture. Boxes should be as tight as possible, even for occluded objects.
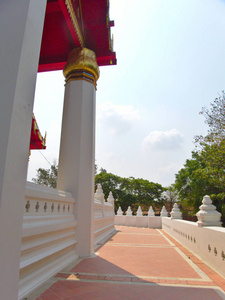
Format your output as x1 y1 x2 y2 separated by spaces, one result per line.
137 206 143 216
126 206 132 216
148 206 155 217
95 184 105 204
94 184 104 218
196 195 222 227
160 206 168 217
170 203 182 220
107 191 114 205
117 207 123 215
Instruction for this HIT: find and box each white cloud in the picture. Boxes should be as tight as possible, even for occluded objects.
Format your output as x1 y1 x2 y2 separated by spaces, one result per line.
97 102 140 135
142 129 184 152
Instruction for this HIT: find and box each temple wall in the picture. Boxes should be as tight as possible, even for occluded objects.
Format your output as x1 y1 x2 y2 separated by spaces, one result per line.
19 182 78 299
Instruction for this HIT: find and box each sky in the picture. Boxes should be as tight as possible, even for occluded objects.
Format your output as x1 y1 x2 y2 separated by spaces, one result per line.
27 0 225 187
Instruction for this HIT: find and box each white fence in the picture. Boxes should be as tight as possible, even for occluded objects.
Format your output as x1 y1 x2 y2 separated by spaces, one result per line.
94 184 115 247
162 218 225 278
19 182 78 299
115 205 165 228
115 215 162 228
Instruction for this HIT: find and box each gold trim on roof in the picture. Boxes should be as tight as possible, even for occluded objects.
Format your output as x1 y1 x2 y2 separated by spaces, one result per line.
65 0 84 47
78 0 85 44
106 6 113 52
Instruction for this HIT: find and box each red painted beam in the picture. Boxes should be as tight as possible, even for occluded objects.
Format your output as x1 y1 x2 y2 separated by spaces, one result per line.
58 0 83 47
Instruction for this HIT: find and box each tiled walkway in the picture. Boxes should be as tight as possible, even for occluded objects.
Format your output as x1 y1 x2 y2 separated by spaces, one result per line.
31 226 225 299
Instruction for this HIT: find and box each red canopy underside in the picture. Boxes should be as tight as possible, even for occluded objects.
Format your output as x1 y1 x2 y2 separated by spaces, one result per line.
38 0 116 72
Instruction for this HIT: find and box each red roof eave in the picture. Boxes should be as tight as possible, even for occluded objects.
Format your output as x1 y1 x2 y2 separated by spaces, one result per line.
38 0 116 72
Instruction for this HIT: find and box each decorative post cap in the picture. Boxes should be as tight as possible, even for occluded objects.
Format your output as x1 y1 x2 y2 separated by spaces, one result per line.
117 206 123 216
148 206 155 217
107 191 114 204
94 183 105 203
137 206 143 216
126 206 132 216
196 195 222 227
63 48 100 88
170 203 182 220
160 206 168 217
96 183 103 192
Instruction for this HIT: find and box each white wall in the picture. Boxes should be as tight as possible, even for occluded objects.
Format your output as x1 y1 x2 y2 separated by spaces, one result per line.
19 182 78 299
162 217 225 278
94 195 115 247
115 215 162 229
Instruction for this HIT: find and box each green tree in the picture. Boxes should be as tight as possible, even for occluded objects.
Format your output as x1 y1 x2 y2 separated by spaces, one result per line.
195 91 225 146
175 146 225 225
32 164 165 216
32 161 58 188
95 172 165 214
174 151 213 211
95 171 122 200
175 92 225 225
130 178 164 209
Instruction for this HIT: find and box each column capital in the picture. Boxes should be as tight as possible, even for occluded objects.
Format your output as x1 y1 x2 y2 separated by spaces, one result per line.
63 48 100 88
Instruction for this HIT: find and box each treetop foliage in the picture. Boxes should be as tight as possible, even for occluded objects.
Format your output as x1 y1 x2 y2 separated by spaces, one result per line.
195 91 225 147
32 161 58 188
95 171 165 213
175 92 225 225
32 163 166 214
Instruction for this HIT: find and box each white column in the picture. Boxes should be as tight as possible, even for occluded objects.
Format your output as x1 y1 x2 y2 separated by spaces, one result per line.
0 1 46 299
57 48 99 257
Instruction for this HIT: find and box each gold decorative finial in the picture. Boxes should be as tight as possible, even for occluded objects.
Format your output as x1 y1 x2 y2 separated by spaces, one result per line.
63 48 100 89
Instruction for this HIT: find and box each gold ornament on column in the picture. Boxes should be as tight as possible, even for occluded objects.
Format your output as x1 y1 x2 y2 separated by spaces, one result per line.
63 48 100 89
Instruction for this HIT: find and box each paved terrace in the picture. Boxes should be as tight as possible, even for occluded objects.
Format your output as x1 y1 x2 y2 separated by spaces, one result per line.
30 226 225 300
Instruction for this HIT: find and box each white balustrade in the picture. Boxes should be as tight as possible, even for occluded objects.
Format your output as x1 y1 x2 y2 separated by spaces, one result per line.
19 182 77 299
20 185 225 299
162 216 225 278
94 184 115 247
115 205 162 228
